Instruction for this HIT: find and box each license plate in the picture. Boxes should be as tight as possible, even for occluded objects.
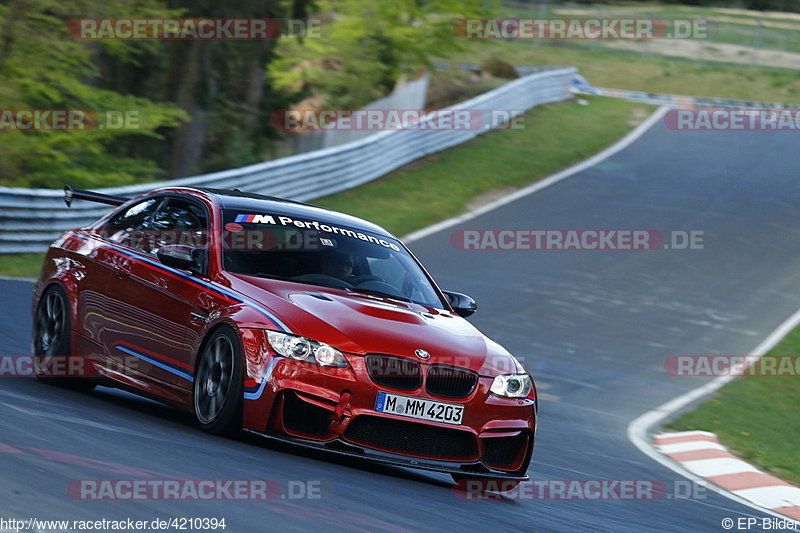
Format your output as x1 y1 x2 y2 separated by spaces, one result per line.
374 392 464 425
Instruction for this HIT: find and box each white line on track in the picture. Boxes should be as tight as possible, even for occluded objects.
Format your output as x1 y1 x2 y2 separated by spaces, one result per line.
402 105 669 243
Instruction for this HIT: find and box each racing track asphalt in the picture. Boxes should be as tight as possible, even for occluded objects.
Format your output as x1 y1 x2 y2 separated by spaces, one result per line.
2 113 800 532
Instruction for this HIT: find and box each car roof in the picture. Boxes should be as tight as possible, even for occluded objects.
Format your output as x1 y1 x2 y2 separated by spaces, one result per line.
189 187 396 239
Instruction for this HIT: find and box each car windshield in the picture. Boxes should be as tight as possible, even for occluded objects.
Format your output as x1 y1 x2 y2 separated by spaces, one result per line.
220 210 445 309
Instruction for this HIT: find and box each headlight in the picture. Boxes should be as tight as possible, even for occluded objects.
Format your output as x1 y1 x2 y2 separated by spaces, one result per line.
490 373 532 398
267 331 348 368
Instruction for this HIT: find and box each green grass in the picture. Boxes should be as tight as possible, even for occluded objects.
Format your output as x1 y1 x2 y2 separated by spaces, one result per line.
669 334 800 485
500 2 800 54
711 24 800 55
446 40 800 104
0 253 43 279
458 1 800 104
315 96 653 236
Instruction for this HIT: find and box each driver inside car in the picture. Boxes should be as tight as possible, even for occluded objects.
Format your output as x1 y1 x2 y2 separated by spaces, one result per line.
319 250 358 281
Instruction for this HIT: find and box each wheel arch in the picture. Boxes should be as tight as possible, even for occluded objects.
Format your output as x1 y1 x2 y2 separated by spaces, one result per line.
192 320 243 375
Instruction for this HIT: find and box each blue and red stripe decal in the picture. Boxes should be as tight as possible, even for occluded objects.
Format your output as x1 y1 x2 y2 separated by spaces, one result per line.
113 342 195 382
69 232 290 332
114 343 278 401
243 356 280 400
65 232 297 400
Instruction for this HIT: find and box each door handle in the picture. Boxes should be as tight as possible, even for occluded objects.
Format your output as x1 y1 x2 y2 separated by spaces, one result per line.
114 269 130 279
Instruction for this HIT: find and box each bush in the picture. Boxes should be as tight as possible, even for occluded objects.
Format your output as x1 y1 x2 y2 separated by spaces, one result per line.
480 57 519 80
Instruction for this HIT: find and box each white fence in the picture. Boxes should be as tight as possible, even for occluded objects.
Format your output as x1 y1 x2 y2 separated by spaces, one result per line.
0 67 576 253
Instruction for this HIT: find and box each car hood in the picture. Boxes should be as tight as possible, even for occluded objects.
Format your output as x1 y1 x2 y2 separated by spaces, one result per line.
228 275 523 375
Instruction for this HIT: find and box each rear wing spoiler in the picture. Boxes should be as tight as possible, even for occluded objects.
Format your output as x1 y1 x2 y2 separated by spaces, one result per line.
64 185 129 207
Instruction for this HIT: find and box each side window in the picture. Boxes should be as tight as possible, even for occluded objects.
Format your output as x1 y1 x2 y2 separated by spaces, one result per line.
134 198 208 255
103 198 162 244
145 199 207 231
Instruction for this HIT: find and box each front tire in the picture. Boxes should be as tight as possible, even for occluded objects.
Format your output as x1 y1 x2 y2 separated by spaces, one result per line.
31 285 95 391
193 326 243 436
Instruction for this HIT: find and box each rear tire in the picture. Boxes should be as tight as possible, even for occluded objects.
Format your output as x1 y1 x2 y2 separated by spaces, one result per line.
193 326 243 436
31 285 96 392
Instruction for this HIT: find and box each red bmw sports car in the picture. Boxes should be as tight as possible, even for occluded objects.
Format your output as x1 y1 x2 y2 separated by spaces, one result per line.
32 186 537 486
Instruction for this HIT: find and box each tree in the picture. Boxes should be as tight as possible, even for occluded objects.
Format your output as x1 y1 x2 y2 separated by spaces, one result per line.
0 0 186 187
270 0 496 110
151 0 311 177
0 0 313 187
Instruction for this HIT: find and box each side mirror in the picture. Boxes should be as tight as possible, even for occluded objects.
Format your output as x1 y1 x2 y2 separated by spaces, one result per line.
442 290 477 318
157 244 205 276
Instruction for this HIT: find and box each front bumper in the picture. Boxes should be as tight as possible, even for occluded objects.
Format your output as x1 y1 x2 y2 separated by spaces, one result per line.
241 346 537 479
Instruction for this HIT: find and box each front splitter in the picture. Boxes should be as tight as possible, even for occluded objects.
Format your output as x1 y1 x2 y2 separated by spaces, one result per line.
242 429 529 481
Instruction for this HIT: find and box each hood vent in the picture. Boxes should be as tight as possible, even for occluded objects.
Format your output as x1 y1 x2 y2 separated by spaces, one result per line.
305 292 334 301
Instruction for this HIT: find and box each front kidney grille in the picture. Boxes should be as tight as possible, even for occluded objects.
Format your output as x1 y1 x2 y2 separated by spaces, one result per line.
365 355 422 391
426 365 478 398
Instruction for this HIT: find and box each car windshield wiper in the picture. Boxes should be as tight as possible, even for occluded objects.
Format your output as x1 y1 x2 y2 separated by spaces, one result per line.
347 287 412 303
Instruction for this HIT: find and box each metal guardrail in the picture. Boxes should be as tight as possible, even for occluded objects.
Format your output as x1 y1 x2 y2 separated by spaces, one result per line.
0 67 577 253
430 61 555 76
578 87 799 111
